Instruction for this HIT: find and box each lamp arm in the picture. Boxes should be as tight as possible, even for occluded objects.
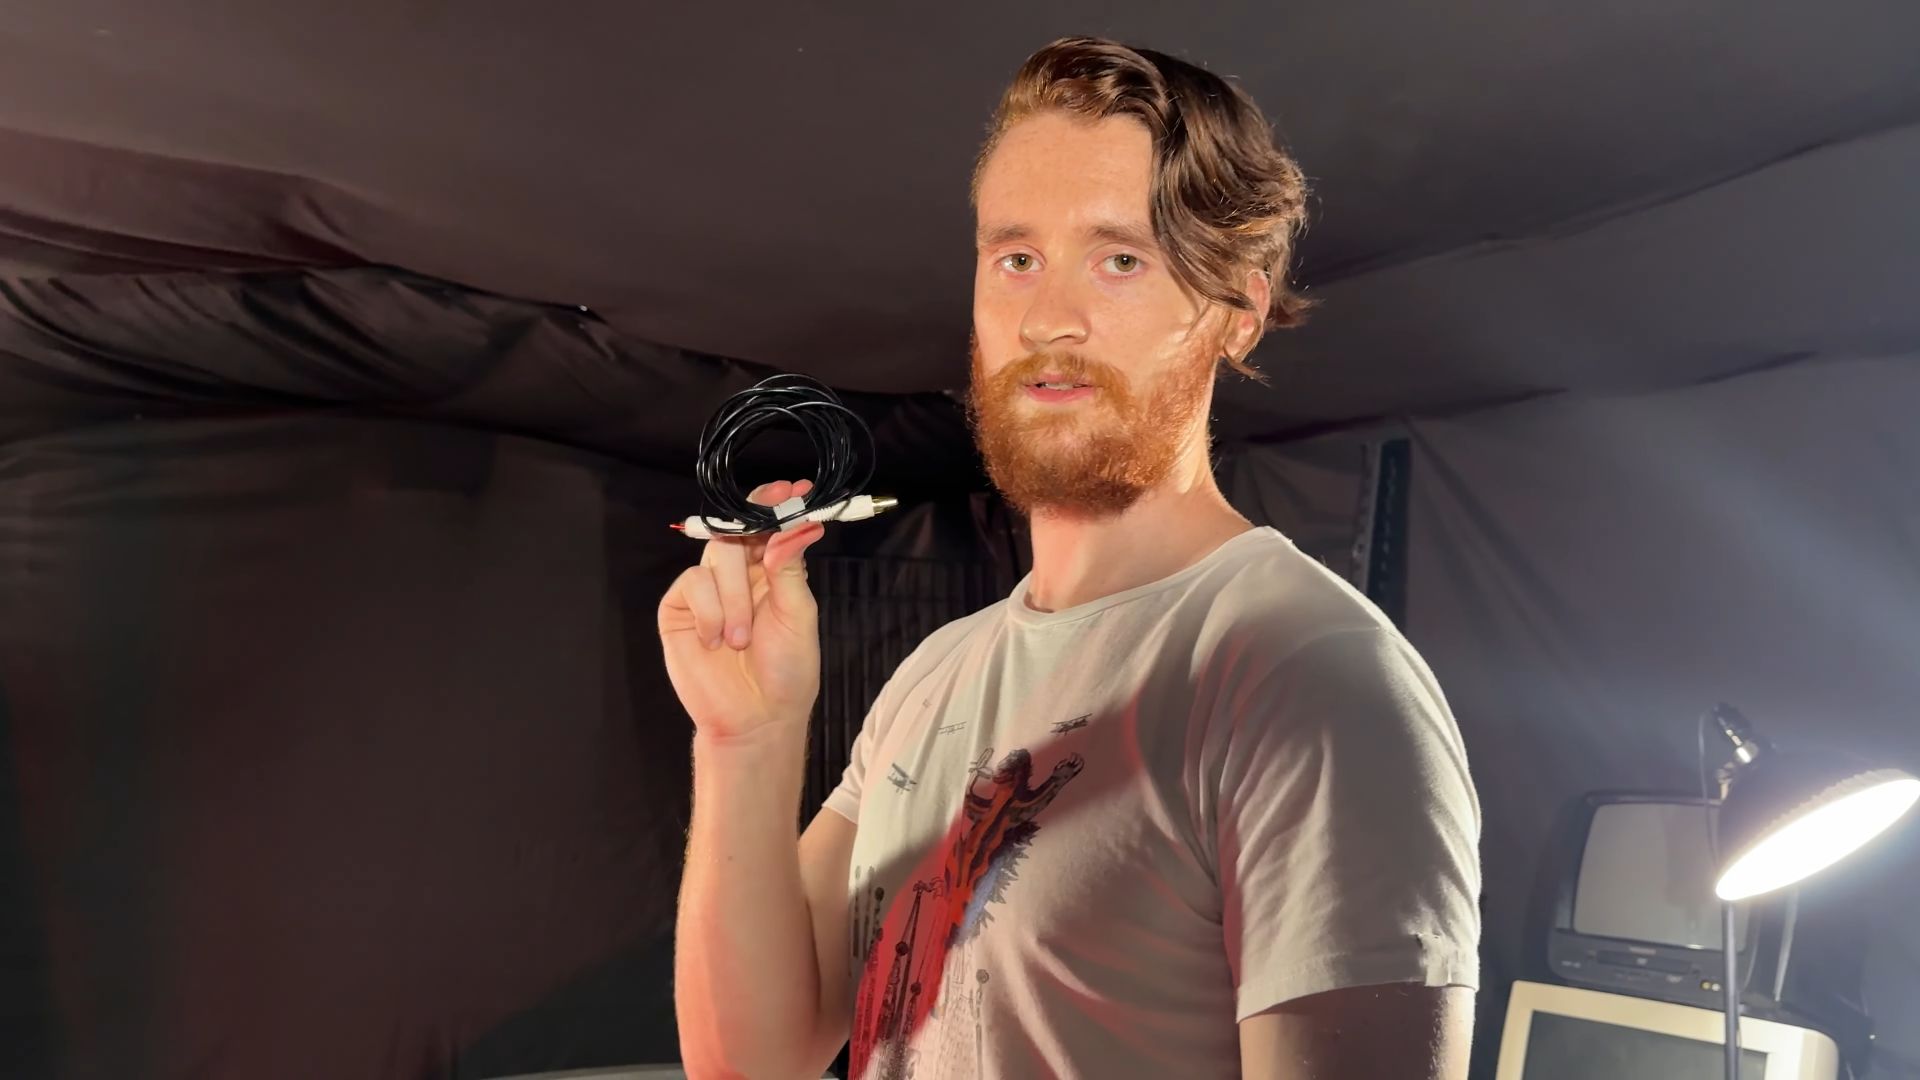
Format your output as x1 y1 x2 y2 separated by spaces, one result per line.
1702 704 1750 1080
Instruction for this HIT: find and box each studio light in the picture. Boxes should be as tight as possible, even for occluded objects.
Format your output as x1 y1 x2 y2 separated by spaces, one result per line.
1708 706 1919 901
1717 764 1920 901
1701 703 1919 1080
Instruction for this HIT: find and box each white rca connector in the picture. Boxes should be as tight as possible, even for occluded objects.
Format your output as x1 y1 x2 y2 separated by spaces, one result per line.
671 494 899 540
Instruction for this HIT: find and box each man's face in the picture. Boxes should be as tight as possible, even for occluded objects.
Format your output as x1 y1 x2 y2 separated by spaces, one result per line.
969 111 1228 518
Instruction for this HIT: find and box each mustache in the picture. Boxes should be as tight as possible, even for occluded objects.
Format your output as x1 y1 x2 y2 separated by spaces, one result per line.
991 351 1129 391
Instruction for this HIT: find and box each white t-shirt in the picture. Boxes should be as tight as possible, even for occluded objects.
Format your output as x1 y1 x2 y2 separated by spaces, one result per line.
824 526 1480 1080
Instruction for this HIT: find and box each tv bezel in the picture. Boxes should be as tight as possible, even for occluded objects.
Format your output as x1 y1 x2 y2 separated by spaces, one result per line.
1495 979 1840 1080
1533 790 1800 1011
1551 791 1752 952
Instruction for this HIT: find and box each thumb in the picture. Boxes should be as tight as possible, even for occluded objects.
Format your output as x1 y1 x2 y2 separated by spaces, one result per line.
763 522 824 614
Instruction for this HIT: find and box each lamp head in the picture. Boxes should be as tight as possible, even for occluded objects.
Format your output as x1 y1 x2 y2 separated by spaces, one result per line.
1714 747 1920 902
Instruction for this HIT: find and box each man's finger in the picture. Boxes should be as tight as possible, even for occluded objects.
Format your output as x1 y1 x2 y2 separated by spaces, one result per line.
749 480 794 508
743 535 770 571
682 567 726 650
764 521 826 580
707 534 755 649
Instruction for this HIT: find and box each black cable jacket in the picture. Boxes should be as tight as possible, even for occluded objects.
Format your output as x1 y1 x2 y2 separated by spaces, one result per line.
694 374 875 537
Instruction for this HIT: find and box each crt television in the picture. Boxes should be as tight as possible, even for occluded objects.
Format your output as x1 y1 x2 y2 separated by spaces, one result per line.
1496 980 1840 1080
1544 792 1783 1009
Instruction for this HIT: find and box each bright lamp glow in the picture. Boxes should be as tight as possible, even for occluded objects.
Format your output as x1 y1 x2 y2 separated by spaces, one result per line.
1716 776 1920 900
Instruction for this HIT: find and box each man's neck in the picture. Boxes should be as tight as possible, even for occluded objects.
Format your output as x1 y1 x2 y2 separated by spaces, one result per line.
1021 453 1254 614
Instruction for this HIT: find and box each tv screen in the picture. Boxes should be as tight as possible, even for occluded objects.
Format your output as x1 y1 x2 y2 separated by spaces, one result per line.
1524 1012 1770 1079
1574 801 1745 948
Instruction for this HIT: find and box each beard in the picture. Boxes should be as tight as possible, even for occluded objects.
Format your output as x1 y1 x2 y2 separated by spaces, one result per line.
966 332 1218 518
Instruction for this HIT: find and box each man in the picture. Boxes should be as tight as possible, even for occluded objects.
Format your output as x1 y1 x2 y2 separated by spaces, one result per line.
662 37 1480 1079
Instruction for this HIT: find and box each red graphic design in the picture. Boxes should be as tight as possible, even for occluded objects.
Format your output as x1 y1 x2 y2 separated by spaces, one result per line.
850 745 1083 1080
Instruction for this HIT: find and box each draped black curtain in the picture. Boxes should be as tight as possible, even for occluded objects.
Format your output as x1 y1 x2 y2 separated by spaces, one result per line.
0 413 698 1078
0 267 1002 1080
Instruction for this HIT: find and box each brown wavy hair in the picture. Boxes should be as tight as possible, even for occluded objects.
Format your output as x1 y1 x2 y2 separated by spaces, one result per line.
972 37 1314 379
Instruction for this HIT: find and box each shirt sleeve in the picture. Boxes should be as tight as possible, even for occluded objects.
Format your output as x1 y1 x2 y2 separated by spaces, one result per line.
1215 626 1482 1022
821 661 906 827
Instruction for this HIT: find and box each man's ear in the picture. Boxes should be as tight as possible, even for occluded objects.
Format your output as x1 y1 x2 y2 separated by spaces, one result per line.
1224 268 1272 364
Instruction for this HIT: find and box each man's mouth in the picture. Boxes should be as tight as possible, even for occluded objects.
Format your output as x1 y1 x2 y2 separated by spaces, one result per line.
1023 380 1097 404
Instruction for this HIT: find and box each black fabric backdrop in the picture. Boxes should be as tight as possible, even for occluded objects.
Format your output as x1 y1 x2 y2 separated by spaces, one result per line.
0 269 986 499
1402 356 1920 1077
0 412 695 1076
0 268 1003 1077
5 3 1917 433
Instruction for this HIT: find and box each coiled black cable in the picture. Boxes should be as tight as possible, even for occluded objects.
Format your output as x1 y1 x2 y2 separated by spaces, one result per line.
693 373 875 537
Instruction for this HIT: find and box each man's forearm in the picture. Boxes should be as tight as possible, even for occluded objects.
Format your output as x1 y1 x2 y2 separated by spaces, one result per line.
675 720 820 1076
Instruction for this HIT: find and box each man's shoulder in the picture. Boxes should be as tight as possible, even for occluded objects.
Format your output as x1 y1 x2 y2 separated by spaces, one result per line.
1193 528 1400 656
1202 542 1455 740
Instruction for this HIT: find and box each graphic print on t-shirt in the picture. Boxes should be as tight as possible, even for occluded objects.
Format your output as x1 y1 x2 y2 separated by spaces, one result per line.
850 743 1084 1080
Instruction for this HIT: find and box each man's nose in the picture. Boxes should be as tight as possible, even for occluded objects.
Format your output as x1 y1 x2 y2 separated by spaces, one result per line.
1019 274 1090 353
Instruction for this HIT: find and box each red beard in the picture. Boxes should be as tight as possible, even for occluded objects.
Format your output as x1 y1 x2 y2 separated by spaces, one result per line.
966 336 1216 518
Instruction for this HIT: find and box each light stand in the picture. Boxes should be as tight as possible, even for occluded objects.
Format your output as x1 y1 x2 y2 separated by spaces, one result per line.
1701 704 1920 1080
1722 898 1739 1080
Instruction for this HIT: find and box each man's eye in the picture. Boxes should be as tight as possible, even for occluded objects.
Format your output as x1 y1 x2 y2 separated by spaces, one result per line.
1106 253 1142 273
1001 253 1036 272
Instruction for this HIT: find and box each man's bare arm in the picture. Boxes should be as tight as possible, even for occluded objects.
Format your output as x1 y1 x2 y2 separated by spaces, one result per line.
1239 984 1474 1080
674 724 857 1078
